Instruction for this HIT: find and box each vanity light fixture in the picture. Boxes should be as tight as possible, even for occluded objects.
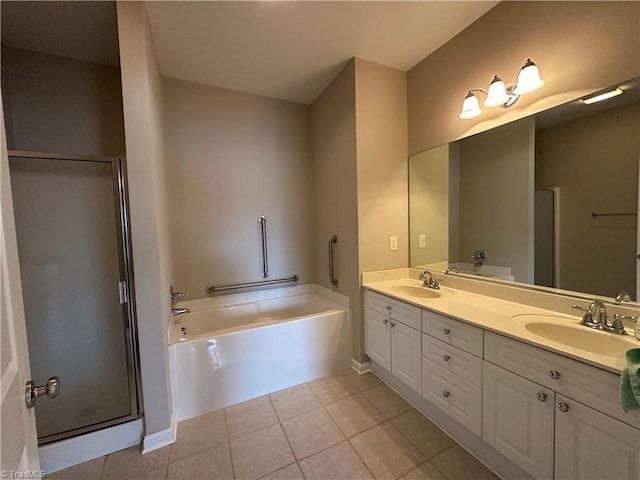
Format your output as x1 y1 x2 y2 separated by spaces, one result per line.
581 87 623 105
459 58 544 119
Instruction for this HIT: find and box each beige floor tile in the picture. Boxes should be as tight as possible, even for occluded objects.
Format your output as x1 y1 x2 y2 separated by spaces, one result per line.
167 442 233 480
336 372 382 394
350 422 425 480
325 394 385 437
258 463 305 480
170 409 229 461
230 424 295 480
361 384 412 419
398 462 447 480
100 445 169 480
299 441 374 480
391 410 453 459
308 376 351 405
226 395 279 440
281 407 345 459
430 444 499 480
270 384 321 421
47 456 105 480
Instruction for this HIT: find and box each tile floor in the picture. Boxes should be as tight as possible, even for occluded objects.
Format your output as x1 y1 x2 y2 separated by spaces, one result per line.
48 372 499 480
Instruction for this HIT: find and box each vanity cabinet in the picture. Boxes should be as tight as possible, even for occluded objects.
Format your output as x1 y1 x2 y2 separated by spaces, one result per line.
421 311 483 436
484 332 640 480
364 291 422 392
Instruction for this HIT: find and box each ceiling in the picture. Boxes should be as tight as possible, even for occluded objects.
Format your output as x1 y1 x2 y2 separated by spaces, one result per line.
1 1 498 105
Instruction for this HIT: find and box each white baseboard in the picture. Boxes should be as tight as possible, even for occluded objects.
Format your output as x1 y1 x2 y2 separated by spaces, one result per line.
40 418 144 474
351 358 371 375
142 412 177 454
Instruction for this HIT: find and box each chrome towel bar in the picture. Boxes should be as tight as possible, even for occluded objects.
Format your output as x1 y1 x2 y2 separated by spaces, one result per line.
206 275 299 294
592 211 637 217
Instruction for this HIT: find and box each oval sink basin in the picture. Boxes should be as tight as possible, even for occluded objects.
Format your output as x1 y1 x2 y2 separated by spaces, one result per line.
390 285 442 299
522 321 635 357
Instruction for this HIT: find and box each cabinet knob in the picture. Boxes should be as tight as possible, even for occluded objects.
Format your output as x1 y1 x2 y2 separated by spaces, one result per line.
548 370 560 379
536 392 547 401
442 355 450 362
557 403 569 413
442 328 451 335
383 318 389 325
390 321 396 328
442 391 450 398
386 305 392 311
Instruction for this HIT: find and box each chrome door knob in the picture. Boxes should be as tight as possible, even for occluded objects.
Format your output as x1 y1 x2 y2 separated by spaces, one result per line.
548 370 560 379
442 391 450 398
442 355 450 362
390 321 396 328
25 376 60 409
557 403 570 413
386 305 392 311
442 328 451 335
536 392 547 401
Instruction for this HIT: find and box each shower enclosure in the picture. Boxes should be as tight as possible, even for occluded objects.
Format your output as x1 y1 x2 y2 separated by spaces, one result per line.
8 151 141 444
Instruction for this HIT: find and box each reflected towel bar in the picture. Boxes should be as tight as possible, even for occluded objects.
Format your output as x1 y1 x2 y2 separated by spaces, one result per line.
206 275 299 294
591 211 637 217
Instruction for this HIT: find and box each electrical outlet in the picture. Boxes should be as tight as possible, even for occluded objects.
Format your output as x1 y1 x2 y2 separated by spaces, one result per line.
419 234 426 248
389 236 398 251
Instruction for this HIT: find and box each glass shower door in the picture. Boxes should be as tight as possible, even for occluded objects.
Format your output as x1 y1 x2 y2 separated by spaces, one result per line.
9 153 139 443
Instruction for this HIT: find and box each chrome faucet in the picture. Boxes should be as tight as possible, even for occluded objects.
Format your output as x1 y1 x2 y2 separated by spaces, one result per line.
445 266 460 274
172 307 190 316
572 300 630 334
614 291 632 303
419 270 440 289
472 249 487 267
170 286 189 308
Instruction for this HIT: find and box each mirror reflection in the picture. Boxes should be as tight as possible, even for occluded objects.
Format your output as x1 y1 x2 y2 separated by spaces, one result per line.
409 77 640 301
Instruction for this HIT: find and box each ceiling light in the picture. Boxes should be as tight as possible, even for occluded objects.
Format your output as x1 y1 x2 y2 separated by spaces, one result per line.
459 58 544 119
582 87 623 105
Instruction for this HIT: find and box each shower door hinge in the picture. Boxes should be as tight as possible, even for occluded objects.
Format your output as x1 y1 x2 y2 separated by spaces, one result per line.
118 281 128 304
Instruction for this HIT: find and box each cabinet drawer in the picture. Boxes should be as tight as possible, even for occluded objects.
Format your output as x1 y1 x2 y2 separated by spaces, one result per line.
422 358 482 436
366 290 421 330
485 332 640 428
422 310 483 357
422 334 482 387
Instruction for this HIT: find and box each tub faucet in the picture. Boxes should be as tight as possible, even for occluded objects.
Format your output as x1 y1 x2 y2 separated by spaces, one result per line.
172 307 190 316
170 286 189 308
614 291 632 304
419 270 440 289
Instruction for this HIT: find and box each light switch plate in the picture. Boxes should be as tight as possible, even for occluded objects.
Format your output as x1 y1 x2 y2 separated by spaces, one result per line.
389 236 398 251
419 234 426 248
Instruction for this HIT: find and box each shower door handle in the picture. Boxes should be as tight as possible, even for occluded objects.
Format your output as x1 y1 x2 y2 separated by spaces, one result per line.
328 235 338 287
25 376 60 408
259 216 268 278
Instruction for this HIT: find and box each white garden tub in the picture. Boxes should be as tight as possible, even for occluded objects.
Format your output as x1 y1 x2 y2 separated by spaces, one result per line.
169 286 351 420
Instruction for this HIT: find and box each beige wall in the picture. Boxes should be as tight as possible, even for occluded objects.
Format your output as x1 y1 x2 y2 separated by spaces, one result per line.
311 61 361 360
162 78 314 297
536 101 639 297
407 1 640 154
116 1 173 437
409 144 449 267
456 117 535 283
1 45 125 156
355 58 408 272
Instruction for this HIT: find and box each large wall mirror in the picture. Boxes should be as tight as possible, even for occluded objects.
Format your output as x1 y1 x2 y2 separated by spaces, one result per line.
409 77 640 302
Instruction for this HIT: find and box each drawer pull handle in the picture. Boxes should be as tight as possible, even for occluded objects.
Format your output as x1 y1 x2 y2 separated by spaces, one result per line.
442 328 451 335
557 403 569 413
442 391 450 398
386 305 392 311
390 321 396 328
536 392 547 401
383 318 389 325
548 370 560 380
442 355 450 362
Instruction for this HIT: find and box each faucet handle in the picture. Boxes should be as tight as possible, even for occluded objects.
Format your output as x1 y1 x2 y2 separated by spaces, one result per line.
170 286 189 307
572 304 597 327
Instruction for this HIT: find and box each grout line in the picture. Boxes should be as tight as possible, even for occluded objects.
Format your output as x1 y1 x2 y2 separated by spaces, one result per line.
345 437 378 480
221 409 237 480
96 454 107 480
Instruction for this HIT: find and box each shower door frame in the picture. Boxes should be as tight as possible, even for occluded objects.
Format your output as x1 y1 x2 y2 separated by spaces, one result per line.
9 150 143 445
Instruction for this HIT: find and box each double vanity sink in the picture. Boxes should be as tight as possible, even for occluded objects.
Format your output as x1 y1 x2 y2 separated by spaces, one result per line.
370 278 637 371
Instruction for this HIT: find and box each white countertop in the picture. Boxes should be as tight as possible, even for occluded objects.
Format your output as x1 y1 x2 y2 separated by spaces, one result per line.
363 277 639 374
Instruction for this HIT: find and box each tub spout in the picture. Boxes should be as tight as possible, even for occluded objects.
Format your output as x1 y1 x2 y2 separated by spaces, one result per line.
172 307 190 316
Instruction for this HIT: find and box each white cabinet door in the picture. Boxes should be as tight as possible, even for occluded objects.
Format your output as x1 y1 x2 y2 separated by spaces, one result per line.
483 362 554 480
555 394 640 480
391 322 421 392
365 308 391 370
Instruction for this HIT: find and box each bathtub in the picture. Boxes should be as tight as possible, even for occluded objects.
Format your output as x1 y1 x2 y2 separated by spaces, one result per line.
169 286 352 420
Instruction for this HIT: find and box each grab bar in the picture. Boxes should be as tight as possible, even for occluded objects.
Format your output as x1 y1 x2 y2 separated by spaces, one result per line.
259 215 268 278
328 235 338 287
206 275 299 293
591 211 637 217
